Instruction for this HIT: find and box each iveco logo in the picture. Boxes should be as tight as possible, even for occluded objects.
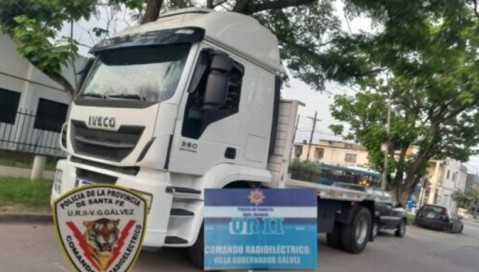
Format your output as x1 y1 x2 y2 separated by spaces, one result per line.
87 116 116 129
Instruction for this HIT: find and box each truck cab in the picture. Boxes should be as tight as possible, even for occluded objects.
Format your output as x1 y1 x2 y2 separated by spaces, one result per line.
52 7 280 252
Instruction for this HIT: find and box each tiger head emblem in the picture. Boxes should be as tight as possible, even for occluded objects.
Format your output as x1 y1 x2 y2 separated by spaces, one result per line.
84 218 120 271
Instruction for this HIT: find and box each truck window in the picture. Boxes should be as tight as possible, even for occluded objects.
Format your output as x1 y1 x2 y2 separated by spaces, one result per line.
182 53 244 139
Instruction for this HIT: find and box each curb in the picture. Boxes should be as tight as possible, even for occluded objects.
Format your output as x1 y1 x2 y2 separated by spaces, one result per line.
0 213 53 224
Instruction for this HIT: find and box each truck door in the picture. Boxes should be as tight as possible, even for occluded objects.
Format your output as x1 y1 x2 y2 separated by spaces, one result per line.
168 49 245 175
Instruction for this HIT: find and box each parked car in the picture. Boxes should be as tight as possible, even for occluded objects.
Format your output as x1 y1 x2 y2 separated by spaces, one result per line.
367 188 407 238
415 204 463 233
332 182 406 238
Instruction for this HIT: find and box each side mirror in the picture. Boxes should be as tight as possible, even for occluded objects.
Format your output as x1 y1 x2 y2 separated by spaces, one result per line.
203 54 234 110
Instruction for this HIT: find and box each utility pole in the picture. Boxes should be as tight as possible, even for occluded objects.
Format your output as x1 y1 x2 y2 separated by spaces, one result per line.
306 111 320 161
381 98 391 191
293 115 300 143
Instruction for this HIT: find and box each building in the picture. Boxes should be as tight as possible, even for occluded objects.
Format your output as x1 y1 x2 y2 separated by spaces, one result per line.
466 174 479 192
293 139 370 168
420 159 468 213
0 34 84 157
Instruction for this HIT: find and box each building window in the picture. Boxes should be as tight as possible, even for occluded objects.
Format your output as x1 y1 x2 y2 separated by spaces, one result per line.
447 170 450 179
315 148 324 160
345 153 357 163
34 99 68 133
0 88 21 124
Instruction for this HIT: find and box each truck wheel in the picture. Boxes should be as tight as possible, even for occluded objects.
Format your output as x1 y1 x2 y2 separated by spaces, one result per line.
187 224 204 269
341 207 371 253
326 223 343 250
395 220 406 237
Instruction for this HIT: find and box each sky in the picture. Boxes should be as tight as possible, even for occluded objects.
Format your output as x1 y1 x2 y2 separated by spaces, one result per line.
59 2 479 174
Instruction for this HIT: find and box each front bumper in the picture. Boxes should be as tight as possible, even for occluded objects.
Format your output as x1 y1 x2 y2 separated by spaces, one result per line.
50 159 173 247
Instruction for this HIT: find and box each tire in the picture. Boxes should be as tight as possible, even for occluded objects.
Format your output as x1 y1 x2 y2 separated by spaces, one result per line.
458 224 463 234
326 223 343 250
187 224 204 269
447 224 453 233
395 220 406 237
372 222 379 238
341 207 372 253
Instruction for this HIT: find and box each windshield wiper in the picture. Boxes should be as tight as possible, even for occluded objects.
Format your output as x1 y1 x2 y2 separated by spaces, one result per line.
81 93 107 99
107 94 147 101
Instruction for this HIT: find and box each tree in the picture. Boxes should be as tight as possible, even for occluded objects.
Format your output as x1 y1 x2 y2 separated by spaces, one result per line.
0 0 374 98
330 1 479 202
452 189 479 217
0 0 142 97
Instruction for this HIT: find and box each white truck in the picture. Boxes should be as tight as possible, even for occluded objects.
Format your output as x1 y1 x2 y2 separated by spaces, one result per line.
51 8 376 268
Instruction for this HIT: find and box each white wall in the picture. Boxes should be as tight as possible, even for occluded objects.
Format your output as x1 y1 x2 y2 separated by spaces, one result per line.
436 159 467 212
0 34 84 156
294 141 370 167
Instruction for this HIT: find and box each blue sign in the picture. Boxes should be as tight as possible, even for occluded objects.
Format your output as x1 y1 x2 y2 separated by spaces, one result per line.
204 188 317 270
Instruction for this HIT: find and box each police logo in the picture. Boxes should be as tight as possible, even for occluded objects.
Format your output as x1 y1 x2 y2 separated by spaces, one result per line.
53 185 147 272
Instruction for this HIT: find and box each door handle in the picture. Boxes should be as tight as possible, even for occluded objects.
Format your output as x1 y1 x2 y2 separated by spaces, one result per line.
225 147 236 159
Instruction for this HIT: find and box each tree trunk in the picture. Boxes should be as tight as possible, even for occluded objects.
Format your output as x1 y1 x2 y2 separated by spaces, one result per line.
233 0 252 14
170 0 188 8
141 0 164 24
207 0 214 9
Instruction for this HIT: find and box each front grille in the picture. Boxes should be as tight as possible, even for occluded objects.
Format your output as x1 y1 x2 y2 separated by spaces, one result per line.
71 120 144 162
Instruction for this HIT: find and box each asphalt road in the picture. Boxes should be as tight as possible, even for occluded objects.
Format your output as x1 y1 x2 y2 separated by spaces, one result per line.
0 220 478 272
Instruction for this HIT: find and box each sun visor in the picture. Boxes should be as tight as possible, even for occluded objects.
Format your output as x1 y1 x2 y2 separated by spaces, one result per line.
90 27 205 54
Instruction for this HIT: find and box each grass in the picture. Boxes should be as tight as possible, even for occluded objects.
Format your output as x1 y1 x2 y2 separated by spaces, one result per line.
0 157 58 171
406 213 415 225
0 176 52 213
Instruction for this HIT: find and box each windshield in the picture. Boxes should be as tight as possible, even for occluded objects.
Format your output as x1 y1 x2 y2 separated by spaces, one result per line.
80 44 191 102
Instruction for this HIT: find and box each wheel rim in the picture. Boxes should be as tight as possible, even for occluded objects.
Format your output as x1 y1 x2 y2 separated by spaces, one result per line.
355 217 368 245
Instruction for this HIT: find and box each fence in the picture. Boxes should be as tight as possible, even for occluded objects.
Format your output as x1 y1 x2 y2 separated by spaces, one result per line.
0 108 65 157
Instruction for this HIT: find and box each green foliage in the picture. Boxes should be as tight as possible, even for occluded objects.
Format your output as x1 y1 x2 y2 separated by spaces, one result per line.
0 0 139 95
0 0 380 94
0 177 52 211
289 159 322 183
12 16 77 75
330 1 479 202
452 189 479 212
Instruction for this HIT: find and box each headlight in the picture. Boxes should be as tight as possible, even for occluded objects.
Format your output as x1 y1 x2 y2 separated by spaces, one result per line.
53 169 63 194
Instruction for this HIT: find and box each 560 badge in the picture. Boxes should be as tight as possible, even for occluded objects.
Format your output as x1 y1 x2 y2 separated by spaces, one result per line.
53 185 147 272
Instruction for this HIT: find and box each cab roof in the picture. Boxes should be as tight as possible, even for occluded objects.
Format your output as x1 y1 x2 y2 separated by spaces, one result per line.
116 8 280 73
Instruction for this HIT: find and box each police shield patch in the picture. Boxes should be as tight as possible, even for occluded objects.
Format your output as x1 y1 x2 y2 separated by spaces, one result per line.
53 185 147 272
